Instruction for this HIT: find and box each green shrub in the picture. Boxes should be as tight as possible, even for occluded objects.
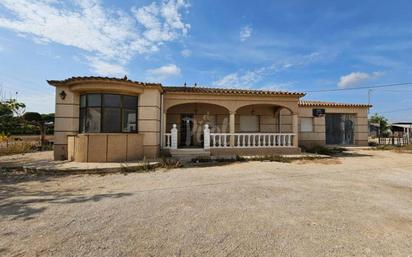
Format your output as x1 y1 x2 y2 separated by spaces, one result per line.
303 145 346 156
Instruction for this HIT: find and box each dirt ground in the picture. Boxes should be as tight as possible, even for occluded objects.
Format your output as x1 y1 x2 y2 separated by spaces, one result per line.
1 149 412 257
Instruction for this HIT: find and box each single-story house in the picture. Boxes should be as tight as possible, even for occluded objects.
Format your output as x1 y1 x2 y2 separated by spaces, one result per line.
48 76 371 162
391 122 412 139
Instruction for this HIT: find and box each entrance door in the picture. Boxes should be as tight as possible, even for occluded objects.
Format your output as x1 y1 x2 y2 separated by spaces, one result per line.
180 114 194 147
326 114 354 145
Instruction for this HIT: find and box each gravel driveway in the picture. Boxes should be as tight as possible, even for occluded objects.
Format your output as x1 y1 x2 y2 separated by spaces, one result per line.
1 149 412 256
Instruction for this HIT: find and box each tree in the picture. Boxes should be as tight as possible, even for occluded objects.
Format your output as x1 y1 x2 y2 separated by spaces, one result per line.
23 112 47 147
0 99 26 135
369 113 390 137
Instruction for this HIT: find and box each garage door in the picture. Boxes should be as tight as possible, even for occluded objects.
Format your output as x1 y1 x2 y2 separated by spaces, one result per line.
325 114 355 145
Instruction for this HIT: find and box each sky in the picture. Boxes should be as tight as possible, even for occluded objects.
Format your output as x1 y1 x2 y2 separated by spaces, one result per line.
0 0 412 121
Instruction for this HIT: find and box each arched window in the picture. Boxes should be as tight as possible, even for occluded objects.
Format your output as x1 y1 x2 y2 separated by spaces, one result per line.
79 93 137 133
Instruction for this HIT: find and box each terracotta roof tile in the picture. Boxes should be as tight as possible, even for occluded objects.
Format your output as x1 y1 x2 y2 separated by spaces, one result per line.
47 76 162 87
48 77 303 96
299 100 372 108
163 86 305 96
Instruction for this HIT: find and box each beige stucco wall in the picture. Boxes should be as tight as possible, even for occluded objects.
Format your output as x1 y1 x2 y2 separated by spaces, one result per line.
235 105 293 133
298 106 369 147
52 81 161 161
67 134 143 162
138 88 161 158
54 85 80 160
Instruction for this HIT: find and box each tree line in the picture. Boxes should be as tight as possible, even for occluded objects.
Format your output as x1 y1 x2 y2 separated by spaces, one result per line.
0 98 54 139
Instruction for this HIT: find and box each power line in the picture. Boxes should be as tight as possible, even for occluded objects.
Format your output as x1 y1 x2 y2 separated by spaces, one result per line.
306 82 412 93
378 89 412 93
379 106 412 114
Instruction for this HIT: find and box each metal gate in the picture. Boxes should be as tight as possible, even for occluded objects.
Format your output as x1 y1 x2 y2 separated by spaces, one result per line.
326 114 355 145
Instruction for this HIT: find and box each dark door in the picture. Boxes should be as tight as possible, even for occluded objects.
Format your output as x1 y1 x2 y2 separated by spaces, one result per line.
326 114 354 145
180 114 194 147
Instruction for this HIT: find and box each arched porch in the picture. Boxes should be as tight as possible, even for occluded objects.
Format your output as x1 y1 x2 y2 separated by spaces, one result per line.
162 102 299 151
164 102 230 148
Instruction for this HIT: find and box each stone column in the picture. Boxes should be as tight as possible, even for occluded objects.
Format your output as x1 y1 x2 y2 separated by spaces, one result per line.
292 114 298 147
229 111 236 147
161 112 167 148
54 86 79 160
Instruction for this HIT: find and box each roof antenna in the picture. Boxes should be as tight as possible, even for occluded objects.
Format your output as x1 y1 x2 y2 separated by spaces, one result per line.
123 75 128 80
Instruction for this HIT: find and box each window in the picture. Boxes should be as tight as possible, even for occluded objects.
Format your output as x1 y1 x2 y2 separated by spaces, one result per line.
79 93 137 133
239 115 259 132
300 117 313 132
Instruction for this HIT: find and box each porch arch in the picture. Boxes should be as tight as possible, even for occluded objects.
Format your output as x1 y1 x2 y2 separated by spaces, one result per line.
233 102 297 115
164 102 230 148
164 100 230 113
235 104 294 133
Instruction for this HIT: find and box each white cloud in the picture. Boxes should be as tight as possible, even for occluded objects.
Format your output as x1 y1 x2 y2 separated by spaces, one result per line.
132 0 190 42
0 0 190 75
181 49 192 57
338 71 383 88
213 52 325 88
213 68 265 88
257 81 297 91
147 64 181 81
240 25 252 42
87 57 127 77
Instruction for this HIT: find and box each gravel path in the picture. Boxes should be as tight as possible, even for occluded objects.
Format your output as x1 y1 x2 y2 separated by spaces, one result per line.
1 150 412 256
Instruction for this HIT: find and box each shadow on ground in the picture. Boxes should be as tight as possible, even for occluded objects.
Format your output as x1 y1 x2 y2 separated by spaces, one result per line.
0 172 132 220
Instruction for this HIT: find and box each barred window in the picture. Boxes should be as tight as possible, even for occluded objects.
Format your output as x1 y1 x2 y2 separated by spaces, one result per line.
79 94 137 133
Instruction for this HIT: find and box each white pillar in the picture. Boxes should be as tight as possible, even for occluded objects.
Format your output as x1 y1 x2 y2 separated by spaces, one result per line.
292 114 298 147
171 124 178 150
229 112 235 147
204 124 210 149
162 112 167 147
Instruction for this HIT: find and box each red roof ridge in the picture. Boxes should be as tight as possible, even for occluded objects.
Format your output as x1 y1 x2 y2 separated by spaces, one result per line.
47 76 162 87
163 86 305 96
299 100 372 108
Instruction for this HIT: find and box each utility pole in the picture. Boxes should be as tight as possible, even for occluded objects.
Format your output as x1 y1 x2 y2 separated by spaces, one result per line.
368 89 372 114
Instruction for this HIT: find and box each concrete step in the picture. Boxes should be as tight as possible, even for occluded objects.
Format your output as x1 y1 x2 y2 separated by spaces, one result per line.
170 149 210 160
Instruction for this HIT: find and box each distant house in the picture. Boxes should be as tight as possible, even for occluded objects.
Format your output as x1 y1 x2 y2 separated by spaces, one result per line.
48 77 371 162
391 122 412 138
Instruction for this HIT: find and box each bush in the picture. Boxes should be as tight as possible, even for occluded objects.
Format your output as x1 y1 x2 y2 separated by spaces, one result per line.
368 141 378 147
159 157 184 169
303 145 346 156
0 142 35 156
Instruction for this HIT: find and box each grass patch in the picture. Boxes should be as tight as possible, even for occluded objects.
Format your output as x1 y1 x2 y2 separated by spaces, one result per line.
373 144 412 152
246 155 292 163
0 142 36 157
374 145 396 151
120 157 157 173
303 145 346 156
159 157 184 169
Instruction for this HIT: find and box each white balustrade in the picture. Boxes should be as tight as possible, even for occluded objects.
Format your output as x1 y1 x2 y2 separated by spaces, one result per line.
163 133 172 148
209 133 295 148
